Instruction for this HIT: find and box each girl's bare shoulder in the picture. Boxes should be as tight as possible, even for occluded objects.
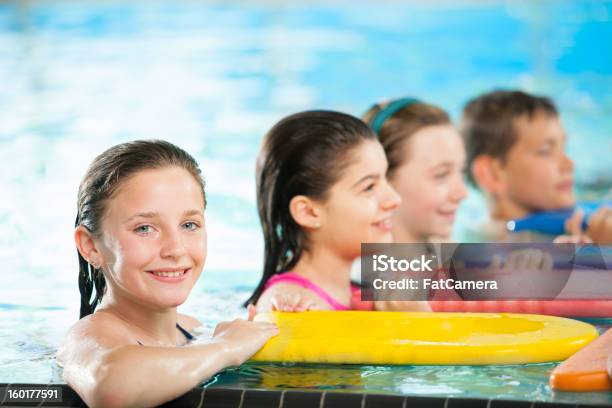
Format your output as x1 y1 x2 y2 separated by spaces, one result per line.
57 311 135 364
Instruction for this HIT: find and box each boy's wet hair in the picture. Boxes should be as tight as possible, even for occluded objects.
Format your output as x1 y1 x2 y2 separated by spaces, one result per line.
245 110 375 306
363 100 450 178
75 140 205 319
461 89 558 187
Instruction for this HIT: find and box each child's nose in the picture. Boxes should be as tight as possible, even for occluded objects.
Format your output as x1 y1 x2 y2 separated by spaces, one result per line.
160 231 187 259
382 181 402 210
451 176 468 202
560 152 574 173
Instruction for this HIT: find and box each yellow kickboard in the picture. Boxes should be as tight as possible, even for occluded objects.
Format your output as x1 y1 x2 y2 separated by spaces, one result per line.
252 311 598 365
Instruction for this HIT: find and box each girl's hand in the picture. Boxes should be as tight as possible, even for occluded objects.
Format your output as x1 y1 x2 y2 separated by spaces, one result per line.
270 293 320 312
374 300 432 312
480 248 557 300
212 319 278 366
489 248 554 272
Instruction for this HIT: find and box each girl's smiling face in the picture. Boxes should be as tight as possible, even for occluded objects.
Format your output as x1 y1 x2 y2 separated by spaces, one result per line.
96 166 206 310
314 140 402 259
390 124 468 241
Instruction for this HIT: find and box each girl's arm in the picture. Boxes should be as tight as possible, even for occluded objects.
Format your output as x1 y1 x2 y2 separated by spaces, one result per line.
58 316 277 408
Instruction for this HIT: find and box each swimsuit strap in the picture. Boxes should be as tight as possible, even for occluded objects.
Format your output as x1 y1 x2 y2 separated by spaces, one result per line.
176 323 195 341
264 272 351 311
136 323 195 346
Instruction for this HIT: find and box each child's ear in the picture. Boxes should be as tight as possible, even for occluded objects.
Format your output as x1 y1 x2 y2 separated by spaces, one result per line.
472 155 507 197
75 226 104 267
289 195 322 230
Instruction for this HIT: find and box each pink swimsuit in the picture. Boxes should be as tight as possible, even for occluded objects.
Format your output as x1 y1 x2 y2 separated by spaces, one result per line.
264 272 373 311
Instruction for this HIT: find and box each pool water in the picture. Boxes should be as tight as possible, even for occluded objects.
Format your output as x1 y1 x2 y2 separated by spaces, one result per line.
213 358 612 405
0 0 611 405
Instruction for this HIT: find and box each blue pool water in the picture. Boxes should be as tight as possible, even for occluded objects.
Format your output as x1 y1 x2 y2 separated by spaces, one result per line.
0 0 611 404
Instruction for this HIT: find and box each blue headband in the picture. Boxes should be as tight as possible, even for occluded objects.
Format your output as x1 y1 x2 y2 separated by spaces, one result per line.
369 97 421 135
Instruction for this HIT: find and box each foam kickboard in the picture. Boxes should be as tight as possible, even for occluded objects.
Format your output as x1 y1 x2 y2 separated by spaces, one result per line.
550 327 612 391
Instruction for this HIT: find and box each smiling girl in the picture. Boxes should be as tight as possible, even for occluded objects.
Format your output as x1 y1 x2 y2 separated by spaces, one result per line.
363 98 468 243
245 110 407 312
57 140 277 408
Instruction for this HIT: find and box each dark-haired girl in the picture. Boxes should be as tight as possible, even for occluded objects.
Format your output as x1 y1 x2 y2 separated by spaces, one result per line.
245 110 413 312
57 140 277 408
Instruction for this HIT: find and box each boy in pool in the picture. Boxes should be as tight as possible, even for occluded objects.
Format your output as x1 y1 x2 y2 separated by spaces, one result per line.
57 140 277 408
461 89 612 243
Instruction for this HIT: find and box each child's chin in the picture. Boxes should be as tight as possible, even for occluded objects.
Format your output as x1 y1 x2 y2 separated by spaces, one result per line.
543 195 575 210
159 295 189 308
559 195 576 208
166 301 187 309
375 232 394 243
430 223 453 240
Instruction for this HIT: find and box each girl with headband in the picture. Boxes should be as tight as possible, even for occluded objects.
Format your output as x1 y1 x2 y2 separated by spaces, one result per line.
363 99 577 312
363 98 468 243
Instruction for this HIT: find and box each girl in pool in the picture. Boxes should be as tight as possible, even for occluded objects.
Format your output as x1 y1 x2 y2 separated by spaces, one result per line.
244 110 434 312
362 98 468 308
57 140 277 408
363 98 589 309
362 97 468 244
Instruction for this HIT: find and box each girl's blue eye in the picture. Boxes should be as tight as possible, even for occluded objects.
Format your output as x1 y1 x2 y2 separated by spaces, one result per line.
135 225 152 234
183 222 199 231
